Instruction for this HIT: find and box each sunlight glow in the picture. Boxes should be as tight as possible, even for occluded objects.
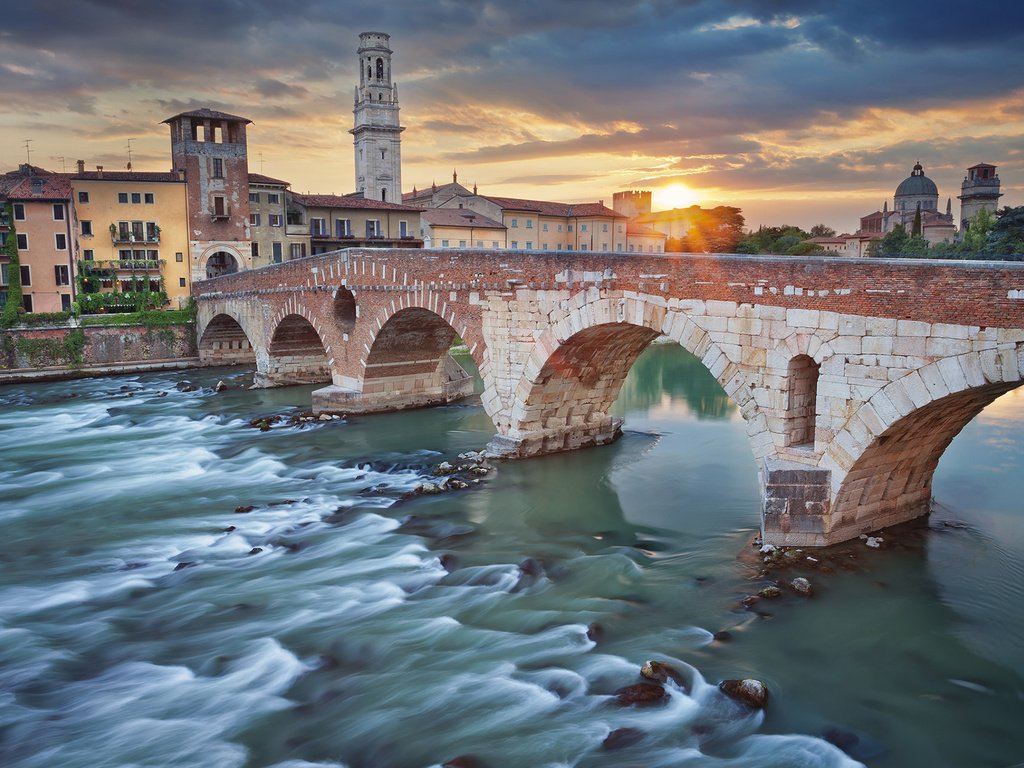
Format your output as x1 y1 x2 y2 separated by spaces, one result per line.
653 183 700 210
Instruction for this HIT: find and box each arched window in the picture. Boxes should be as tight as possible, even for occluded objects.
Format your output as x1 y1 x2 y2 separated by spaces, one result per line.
381 188 387 202
376 58 384 79
367 65 372 79
786 354 819 448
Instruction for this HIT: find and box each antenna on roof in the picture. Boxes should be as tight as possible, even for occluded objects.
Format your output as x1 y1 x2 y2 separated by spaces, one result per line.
55 156 67 173
126 138 135 171
258 152 265 174
23 139 33 165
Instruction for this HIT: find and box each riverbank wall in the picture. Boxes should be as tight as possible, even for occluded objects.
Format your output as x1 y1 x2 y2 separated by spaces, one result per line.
0 322 197 384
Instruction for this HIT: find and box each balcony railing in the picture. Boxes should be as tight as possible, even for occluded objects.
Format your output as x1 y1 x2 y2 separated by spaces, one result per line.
83 259 163 272
111 234 160 245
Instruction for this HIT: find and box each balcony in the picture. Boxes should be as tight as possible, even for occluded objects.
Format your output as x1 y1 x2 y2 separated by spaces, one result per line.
111 234 160 245
83 259 163 272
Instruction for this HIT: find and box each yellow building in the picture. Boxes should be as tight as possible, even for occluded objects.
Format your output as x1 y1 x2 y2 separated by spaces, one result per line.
420 208 506 248
71 167 191 309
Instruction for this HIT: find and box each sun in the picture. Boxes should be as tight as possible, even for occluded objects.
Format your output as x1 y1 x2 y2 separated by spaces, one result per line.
653 183 700 210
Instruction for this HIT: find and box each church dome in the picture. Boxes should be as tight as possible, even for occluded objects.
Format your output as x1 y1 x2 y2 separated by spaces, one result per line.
895 162 938 198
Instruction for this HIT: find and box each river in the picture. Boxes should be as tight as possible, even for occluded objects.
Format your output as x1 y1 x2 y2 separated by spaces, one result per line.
1 343 1022 767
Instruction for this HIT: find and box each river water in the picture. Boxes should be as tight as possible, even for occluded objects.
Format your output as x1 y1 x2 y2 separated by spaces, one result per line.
1 343 1022 768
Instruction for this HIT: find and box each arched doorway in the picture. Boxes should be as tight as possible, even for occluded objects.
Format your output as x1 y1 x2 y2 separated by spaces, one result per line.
206 251 239 279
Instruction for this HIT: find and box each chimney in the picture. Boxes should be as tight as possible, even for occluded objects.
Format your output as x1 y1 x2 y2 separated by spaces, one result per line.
96 165 104 178
76 159 85 174
599 199 604 207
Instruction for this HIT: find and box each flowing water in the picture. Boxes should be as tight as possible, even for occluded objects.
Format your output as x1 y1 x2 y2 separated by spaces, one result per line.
1 343 1023 768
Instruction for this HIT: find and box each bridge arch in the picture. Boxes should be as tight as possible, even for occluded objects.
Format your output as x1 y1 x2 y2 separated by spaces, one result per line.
198 312 256 366
826 347 1024 540
496 293 761 457
264 311 333 386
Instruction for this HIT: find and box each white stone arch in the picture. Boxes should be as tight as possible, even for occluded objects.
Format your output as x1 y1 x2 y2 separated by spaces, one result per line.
500 291 768 458
824 345 1024 537
197 307 259 365
197 244 246 281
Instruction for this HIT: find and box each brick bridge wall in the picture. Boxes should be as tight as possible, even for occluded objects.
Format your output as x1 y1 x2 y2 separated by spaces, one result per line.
193 249 1024 546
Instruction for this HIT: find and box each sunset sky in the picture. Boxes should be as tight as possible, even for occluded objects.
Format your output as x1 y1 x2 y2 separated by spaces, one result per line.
2 1 1023 232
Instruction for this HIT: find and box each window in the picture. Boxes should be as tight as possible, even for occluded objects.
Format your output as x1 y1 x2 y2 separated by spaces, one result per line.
13 203 25 220
267 193 280 205
249 192 260 203
212 158 224 178
399 220 408 238
54 265 70 285
179 277 187 287
568 224 574 232
336 219 351 238
441 239 450 247
250 213 261 226
146 222 158 241
269 214 283 227
556 224 563 232
602 243 608 251
16 234 28 250
53 204 65 220
213 196 226 216
55 233 67 250
175 252 183 262
22 295 32 312
118 192 128 204
786 355 820 448
365 219 381 237
511 241 518 249
272 242 282 263
602 223 609 232
526 241 533 249
580 224 588 232
144 193 154 204
78 191 89 204
476 240 483 247
251 242 259 258
310 217 327 236
147 249 158 260
459 240 467 248
131 192 141 204
119 249 132 260
543 244 549 251
525 219 533 229
542 222 549 232
20 265 31 285
492 241 499 248
510 218 518 227
81 220 93 236
618 225 624 233
61 293 71 311
131 221 145 241
290 242 306 259
83 249 94 261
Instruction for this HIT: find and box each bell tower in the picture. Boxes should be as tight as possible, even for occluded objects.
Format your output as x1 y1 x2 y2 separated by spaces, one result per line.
350 32 404 202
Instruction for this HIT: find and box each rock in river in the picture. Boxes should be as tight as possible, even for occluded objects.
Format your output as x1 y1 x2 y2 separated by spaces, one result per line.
719 678 769 709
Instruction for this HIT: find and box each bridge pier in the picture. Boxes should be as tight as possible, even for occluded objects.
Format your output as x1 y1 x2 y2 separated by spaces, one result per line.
485 417 624 458
312 354 475 414
760 459 834 546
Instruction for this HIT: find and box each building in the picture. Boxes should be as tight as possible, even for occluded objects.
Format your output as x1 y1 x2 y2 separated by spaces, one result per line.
351 31 403 202
70 165 191 308
959 163 1002 231
612 190 652 220
0 165 76 313
248 173 293 268
420 207 506 249
806 236 847 254
289 193 422 254
163 108 254 282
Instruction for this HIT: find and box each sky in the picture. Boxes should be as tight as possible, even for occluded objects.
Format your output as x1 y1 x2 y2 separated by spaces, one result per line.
2 0 1023 233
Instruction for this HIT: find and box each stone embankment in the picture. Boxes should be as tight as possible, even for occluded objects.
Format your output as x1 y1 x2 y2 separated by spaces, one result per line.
0 321 197 383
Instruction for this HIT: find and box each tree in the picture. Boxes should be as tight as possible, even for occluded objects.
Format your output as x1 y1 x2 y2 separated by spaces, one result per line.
809 224 836 238
677 206 745 253
989 206 1024 258
911 207 922 237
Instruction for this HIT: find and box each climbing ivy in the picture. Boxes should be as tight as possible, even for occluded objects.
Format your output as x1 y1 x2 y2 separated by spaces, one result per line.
13 329 85 368
1 202 23 328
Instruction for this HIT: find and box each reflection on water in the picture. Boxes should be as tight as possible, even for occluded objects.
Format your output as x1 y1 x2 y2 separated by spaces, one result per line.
0 343 1022 768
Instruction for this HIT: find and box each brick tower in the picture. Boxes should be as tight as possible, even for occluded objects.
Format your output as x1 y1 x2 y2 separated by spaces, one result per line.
164 108 253 282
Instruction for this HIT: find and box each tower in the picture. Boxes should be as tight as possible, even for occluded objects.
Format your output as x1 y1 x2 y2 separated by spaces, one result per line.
958 163 1002 231
351 32 404 202
163 108 253 282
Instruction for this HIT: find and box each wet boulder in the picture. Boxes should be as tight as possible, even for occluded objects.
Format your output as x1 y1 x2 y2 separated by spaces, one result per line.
614 682 668 707
719 678 769 709
790 577 813 596
640 660 688 690
758 585 783 599
215 380 227 392
602 727 645 750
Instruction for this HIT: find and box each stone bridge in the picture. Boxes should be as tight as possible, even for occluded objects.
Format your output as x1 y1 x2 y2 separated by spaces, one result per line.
192 249 1024 547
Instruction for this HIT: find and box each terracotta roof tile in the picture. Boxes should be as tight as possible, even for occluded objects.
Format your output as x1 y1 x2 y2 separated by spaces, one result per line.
483 195 626 218
421 208 505 229
72 171 182 182
291 192 421 212
249 173 290 187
